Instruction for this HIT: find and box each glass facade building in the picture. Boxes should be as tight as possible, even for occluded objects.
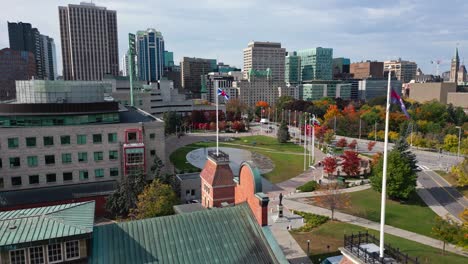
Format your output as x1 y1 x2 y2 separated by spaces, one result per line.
296 47 333 81
285 51 301 85
137 29 165 82
300 81 351 101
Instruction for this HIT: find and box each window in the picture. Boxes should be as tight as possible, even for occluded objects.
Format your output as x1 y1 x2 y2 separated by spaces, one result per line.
63 172 73 181
11 176 22 186
62 153 72 164
9 157 20 168
79 170 89 180
0 178 3 189
150 150 156 156
77 134 87 145
8 137 19 148
93 134 102 144
108 133 117 143
43 136 54 146
150 133 156 140
45 155 55 165
46 173 56 183
94 151 103 161
29 175 39 185
109 150 118 160
95 168 104 178
10 249 26 264
27 156 38 167
60 135 71 145
78 152 88 162
29 246 45 264
47 243 62 263
0 158 2 168
26 137 36 147
65 240 80 260
127 132 137 142
110 168 119 177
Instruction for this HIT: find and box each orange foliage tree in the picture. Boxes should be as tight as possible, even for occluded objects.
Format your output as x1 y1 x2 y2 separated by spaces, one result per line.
256 101 269 108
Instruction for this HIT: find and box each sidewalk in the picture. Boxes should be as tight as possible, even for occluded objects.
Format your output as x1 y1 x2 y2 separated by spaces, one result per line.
285 185 371 199
282 199 468 257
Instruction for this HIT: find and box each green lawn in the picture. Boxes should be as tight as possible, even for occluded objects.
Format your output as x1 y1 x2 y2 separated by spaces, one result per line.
290 221 467 264
308 189 438 238
169 136 306 183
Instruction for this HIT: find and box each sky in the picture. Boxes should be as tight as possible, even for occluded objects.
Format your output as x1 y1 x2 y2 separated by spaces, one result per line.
1 0 468 75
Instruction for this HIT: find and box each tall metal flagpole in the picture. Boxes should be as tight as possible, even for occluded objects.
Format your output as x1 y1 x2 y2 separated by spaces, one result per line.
379 69 392 257
215 80 219 156
299 112 302 145
312 115 315 166
309 117 312 167
303 113 307 171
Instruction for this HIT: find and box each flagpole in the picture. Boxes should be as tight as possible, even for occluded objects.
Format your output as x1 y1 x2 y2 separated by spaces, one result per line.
312 115 315 166
309 117 312 167
379 69 392 257
215 80 219 156
303 113 307 171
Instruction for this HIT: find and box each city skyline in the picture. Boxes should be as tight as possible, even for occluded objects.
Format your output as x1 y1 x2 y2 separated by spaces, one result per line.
1 0 467 76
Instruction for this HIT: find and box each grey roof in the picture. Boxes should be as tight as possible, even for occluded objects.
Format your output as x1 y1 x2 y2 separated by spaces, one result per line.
0 181 117 207
119 106 156 123
173 203 205 214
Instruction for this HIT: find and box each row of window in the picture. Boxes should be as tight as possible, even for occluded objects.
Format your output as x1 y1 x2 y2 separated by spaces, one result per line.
9 240 80 264
5 133 118 148
0 168 119 188
1 151 118 169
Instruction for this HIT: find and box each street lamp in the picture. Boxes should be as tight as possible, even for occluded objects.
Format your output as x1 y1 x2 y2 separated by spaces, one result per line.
307 240 310 256
456 126 462 160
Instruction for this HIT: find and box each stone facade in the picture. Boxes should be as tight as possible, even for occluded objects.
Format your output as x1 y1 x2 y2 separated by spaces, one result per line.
0 119 166 191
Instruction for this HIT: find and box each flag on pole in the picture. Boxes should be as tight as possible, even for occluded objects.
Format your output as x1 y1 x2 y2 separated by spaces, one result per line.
390 88 410 119
311 116 320 126
217 88 229 100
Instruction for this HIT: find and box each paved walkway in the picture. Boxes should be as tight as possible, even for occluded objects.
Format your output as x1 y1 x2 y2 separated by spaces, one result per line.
282 199 468 257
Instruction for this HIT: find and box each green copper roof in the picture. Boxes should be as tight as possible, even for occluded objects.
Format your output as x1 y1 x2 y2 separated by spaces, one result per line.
90 203 284 264
0 201 95 248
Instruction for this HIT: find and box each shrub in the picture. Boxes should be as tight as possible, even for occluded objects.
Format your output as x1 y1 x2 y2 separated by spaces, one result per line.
293 211 330 232
297 181 319 192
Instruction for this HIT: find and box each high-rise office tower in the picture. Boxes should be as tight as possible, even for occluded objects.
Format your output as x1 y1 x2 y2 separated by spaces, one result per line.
136 29 165 82
59 2 119 80
0 48 36 100
285 51 301 85
296 47 333 81
243 41 285 82
181 57 216 98
8 22 56 80
120 53 129 76
164 50 174 69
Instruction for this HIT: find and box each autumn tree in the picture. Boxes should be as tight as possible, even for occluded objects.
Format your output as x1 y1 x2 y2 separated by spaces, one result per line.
132 179 179 219
336 138 348 148
314 182 350 220
341 151 361 177
348 140 358 150
432 216 461 255
323 157 338 176
226 98 247 114
451 158 468 187
367 141 376 151
323 129 335 145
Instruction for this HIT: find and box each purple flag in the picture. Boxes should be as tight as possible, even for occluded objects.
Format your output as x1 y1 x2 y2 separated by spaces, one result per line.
391 89 410 119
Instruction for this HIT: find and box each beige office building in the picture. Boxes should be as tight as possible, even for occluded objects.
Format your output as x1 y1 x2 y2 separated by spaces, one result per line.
408 82 456 104
59 2 119 80
350 61 384 79
243 41 286 82
384 59 417 83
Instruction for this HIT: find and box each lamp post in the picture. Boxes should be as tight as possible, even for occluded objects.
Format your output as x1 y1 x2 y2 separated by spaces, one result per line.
289 110 291 127
456 126 462 160
374 121 377 142
307 240 310 256
359 117 362 139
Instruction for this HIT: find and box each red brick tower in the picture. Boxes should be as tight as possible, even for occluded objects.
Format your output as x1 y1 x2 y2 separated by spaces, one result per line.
200 150 235 208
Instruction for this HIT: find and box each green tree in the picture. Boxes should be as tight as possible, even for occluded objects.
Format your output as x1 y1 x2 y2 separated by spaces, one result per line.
106 170 147 217
431 216 460 255
132 179 179 219
163 111 182 135
277 121 290 143
451 158 468 187
323 129 335 145
393 137 418 172
275 95 294 111
370 150 417 200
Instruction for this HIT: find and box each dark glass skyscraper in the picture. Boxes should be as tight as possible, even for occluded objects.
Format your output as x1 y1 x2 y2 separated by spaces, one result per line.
137 29 165 82
7 22 56 80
